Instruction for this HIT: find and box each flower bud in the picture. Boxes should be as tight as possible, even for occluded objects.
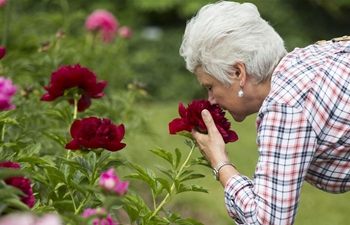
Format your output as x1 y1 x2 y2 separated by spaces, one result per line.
99 168 129 196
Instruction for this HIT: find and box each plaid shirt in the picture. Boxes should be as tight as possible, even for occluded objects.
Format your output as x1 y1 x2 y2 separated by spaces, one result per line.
225 40 350 224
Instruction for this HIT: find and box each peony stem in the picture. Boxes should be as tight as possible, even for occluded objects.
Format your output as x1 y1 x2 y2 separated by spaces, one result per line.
75 194 89 215
68 187 77 212
150 142 196 220
1 124 5 142
1 0 11 47
75 152 99 215
73 94 78 120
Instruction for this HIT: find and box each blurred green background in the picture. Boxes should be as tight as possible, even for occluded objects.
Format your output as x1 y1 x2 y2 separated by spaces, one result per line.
1 0 349 224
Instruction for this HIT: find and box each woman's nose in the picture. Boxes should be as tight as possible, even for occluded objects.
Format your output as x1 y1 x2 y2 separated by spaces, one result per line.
208 94 217 105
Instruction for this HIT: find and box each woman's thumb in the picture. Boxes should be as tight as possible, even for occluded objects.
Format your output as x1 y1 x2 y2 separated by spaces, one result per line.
202 109 214 130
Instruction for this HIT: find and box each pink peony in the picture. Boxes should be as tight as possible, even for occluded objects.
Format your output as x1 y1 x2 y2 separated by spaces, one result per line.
0 76 18 111
0 46 6 59
118 26 132 39
85 9 119 43
0 213 61 225
99 168 129 196
0 0 6 8
83 207 119 225
0 161 35 208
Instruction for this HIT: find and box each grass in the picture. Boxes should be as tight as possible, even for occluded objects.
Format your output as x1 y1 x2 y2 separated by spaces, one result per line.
123 101 350 225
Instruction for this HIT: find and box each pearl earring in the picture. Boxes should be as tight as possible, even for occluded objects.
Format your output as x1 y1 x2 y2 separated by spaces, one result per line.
238 90 244 98
238 81 244 97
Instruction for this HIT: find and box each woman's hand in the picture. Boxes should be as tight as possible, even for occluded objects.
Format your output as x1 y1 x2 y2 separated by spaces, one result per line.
192 109 230 167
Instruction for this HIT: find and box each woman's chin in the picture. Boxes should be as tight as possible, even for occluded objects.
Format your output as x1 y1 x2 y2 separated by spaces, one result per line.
229 112 245 122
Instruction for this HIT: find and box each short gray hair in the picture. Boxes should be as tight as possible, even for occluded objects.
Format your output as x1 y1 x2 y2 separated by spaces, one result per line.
179 1 287 84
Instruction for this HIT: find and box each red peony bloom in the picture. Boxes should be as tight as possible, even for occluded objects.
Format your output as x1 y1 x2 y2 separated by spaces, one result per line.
0 46 6 60
0 161 35 208
65 117 126 152
40 64 107 112
169 99 238 143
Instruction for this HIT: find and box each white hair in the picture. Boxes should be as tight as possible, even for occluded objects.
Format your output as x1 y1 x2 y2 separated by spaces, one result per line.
179 1 287 84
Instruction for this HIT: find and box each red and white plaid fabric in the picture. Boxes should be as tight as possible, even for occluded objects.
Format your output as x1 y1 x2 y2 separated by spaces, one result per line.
225 40 350 224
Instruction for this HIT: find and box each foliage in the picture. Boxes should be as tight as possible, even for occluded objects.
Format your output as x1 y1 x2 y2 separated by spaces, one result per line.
0 1 212 224
0 44 210 225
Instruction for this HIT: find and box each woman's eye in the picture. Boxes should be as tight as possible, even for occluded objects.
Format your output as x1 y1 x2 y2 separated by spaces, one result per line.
207 86 212 91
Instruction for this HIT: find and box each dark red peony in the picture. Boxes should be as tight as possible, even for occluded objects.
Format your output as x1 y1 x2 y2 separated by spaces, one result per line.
169 99 238 143
0 46 6 60
65 117 126 151
0 161 35 208
40 64 107 112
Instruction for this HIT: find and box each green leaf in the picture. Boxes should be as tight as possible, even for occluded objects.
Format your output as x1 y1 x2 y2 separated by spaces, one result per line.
175 131 193 140
42 165 66 185
103 195 125 209
188 157 211 168
184 139 195 148
59 157 90 177
41 131 68 148
32 173 50 186
155 177 171 195
96 151 111 167
149 148 173 165
174 148 181 169
123 194 148 222
2 198 30 211
176 184 209 194
52 199 75 212
0 110 16 119
148 214 170 225
34 205 57 213
101 159 125 171
74 156 92 174
0 142 17 148
168 211 181 221
180 173 205 182
126 163 157 193
0 118 19 125
21 143 42 156
174 218 205 225
154 165 174 179
123 204 139 222
0 184 28 199
0 168 31 179
18 155 53 165
67 179 87 197
179 169 194 177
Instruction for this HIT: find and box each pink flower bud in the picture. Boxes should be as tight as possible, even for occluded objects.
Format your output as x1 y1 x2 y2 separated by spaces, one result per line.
0 76 18 111
99 168 129 196
85 9 119 43
0 213 61 225
118 26 132 39
0 0 6 7
82 208 118 225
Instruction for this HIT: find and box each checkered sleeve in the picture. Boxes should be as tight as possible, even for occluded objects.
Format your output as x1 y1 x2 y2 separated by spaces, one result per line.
225 102 317 224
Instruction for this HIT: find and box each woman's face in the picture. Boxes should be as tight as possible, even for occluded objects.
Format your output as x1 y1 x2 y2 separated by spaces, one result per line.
195 67 247 122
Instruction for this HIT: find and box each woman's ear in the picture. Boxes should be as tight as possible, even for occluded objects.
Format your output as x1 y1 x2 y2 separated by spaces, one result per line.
232 61 247 84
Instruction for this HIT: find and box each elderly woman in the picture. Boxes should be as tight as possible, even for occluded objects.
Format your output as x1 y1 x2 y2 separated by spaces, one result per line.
179 1 350 224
